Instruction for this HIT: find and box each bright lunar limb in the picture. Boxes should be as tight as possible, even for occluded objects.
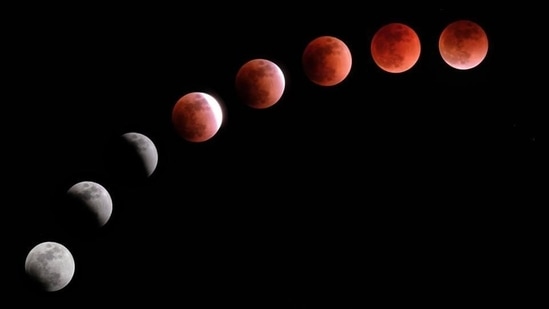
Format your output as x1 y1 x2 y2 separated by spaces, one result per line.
24 241 75 292
438 19 489 70
172 92 224 143
66 180 113 228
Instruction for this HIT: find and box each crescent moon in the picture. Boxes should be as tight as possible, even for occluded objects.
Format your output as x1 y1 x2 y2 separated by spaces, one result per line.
121 132 159 178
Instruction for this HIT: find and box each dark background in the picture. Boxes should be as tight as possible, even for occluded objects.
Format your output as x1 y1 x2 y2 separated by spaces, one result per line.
5 4 541 307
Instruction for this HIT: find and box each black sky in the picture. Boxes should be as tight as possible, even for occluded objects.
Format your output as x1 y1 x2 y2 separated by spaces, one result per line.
5 5 542 307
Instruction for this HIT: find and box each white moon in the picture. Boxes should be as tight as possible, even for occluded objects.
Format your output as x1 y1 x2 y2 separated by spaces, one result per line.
66 181 113 227
121 132 158 177
24 241 75 292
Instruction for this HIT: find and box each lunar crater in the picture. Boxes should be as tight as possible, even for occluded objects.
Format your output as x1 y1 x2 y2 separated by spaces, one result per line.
78 183 102 201
127 135 150 152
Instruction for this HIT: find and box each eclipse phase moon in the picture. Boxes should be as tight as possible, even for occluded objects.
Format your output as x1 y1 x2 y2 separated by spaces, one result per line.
370 22 421 73
302 35 352 86
120 132 159 178
66 180 113 228
438 19 489 70
235 58 285 109
172 92 224 143
24 241 75 292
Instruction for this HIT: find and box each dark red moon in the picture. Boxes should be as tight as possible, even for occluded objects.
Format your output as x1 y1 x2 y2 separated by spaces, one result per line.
171 92 223 143
235 58 285 109
302 35 352 86
370 22 421 73
439 19 489 70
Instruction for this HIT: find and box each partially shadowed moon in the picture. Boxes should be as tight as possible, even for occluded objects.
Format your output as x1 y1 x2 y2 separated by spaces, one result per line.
25 241 75 292
370 22 421 73
104 132 159 184
172 92 224 143
302 35 352 86
235 58 285 109
120 132 158 177
66 180 113 229
439 19 489 70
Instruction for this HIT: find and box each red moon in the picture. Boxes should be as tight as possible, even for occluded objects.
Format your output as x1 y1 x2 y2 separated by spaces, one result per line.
370 22 421 73
235 58 285 109
302 35 352 86
171 92 223 143
439 19 489 70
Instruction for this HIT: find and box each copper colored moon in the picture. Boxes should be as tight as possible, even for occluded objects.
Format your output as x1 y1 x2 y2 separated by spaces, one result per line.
439 19 489 70
302 35 352 86
172 92 223 143
370 22 421 73
235 58 285 109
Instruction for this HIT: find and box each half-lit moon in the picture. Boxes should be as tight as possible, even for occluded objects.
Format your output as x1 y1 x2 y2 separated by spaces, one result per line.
235 58 285 109
438 19 489 70
302 35 352 86
172 92 223 143
370 22 421 73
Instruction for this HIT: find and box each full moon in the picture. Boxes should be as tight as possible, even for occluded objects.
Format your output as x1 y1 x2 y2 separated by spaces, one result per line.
370 22 421 73
24 241 75 292
235 58 285 109
172 92 224 143
302 35 352 86
439 19 489 70
66 180 113 228
121 132 158 178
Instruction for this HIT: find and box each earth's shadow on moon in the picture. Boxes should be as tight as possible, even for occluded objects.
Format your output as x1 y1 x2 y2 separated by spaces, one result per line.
101 134 155 187
54 192 108 239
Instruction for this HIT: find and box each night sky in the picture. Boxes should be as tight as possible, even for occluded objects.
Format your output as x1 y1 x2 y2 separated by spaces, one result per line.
6 5 541 307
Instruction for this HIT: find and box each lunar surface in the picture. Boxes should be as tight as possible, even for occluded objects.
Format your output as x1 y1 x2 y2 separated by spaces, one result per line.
302 35 352 86
235 58 285 109
121 132 158 177
439 19 489 70
370 22 421 73
172 92 223 142
24 241 75 292
66 180 113 228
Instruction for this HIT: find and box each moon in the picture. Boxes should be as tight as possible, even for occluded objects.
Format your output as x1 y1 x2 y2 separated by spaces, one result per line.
66 180 113 228
172 92 224 143
370 22 421 73
120 132 158 178
24 241 75 292
438 19 489 70
104 132 159 183
302 35 352 86
235 58 285 109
